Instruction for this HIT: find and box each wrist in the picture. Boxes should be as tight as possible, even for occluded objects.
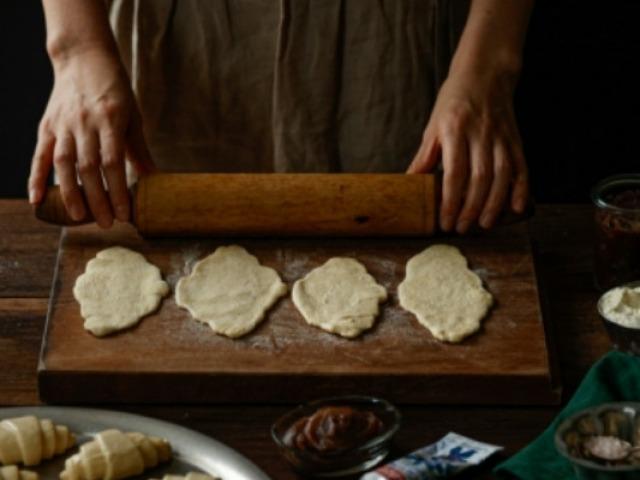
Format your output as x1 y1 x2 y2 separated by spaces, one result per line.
448 0 531 93
47 34 119 70
450 41 522 78
448 49 521 95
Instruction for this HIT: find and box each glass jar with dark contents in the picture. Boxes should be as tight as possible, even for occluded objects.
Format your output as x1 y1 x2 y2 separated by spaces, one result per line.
271 396 400 477
592 174 640 291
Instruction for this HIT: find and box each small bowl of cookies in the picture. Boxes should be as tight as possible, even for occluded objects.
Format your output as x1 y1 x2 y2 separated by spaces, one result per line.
555 402 640 479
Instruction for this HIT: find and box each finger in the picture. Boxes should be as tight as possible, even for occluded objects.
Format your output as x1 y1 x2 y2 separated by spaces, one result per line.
456 138 493 234
28 127 55 204
77 130 113 228
54 133 86 221
407 132 440 174
440 133 469 232
126 111 156 175
510 139 529 213
479 141 512 229
100 126 129 222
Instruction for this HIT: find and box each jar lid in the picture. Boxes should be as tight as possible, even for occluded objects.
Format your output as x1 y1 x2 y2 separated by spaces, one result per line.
591 174 640 213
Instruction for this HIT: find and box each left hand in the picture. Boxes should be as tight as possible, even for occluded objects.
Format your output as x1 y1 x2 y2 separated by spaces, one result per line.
407 71 529 233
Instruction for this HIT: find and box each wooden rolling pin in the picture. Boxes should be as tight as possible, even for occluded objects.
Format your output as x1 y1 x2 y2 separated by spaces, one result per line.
35 173 529 237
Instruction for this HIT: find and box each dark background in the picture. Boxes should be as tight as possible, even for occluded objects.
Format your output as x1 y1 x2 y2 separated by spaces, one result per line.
1 1 638 200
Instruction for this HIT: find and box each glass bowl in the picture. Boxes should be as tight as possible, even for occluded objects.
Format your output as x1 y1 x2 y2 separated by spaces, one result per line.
555 402 640 479
591 174 640 291
598 281 640 356
271 395 401 478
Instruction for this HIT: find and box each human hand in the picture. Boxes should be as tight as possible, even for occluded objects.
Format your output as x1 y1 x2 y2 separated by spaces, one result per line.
407 71 529 234
28 48 154 228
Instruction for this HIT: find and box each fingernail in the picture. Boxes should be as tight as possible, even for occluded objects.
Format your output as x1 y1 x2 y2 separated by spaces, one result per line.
456 219 471 233
479 214 492 229
70 204 85 221
440 215 454 231
97 216 113 229
515 199 526 213
28 188 37 204
116 205 129 222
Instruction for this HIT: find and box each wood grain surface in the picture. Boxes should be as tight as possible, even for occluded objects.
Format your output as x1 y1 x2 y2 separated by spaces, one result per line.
38 218 558 405
0 200 60 297
0 201 611 479
35 174 439 236
136 173 438 237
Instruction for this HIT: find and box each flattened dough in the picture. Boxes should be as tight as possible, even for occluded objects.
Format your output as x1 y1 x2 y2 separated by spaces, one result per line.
175 245 287 338
398 244 493 343
74 247 169 337
292 258 387 338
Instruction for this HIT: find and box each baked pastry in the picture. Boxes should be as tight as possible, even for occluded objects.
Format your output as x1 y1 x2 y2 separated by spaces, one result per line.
153 473 220 480
0 416 75 466
60 429 171 480
0 466 38 480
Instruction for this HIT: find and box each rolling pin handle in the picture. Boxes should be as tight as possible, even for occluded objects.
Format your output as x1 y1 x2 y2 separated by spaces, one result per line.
34 186 95 226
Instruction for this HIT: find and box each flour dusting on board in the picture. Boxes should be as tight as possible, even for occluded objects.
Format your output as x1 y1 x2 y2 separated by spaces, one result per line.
281 250 312 282
143 241 505 365
473 267 492 280
166 245 203 287
0 259 20 274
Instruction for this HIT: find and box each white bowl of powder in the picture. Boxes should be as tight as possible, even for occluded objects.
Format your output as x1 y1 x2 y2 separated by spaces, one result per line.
598 281 640 355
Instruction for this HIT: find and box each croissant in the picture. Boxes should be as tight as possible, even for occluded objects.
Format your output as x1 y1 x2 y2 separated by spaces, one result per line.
60 429 171 480
0 466 38 480
154 474 220 480
0 416 76 466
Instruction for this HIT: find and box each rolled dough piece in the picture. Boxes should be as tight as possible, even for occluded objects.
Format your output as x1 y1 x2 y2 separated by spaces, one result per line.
73 247 169 337
175 245 287 338
292 257 387 338
398 244 493 343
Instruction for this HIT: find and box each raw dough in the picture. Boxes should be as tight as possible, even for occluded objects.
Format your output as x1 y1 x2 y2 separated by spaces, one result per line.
60 429 171 480
175 245 287 338
398 244 493 343
0 466 38 480
292 258 387 338
73 247 169 337
0 416 75 466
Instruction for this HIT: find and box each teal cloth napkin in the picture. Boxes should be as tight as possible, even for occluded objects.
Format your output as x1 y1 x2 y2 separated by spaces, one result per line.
494 351 640 479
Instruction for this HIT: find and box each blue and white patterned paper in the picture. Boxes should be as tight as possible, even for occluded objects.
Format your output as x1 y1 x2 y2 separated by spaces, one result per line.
361 432 502 480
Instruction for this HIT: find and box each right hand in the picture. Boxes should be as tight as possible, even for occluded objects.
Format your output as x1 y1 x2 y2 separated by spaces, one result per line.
28 48 154 228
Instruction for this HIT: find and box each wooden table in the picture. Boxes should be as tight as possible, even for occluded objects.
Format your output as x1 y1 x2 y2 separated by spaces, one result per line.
0 201 609 479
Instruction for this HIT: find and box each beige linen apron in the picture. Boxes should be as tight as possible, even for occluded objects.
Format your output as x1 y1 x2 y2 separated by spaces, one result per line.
107 0 469 173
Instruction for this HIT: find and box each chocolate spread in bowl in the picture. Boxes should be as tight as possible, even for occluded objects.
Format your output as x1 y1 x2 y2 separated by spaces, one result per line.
283 406 384 454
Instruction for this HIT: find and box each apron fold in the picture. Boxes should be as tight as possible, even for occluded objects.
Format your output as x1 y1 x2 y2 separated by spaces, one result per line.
108 0 468 173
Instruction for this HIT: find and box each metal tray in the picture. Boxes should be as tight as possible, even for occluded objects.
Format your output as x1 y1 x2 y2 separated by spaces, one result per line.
0 407 271 480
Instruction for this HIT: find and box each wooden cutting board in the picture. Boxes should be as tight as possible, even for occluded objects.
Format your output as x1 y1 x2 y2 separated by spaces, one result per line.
38 222 560 405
